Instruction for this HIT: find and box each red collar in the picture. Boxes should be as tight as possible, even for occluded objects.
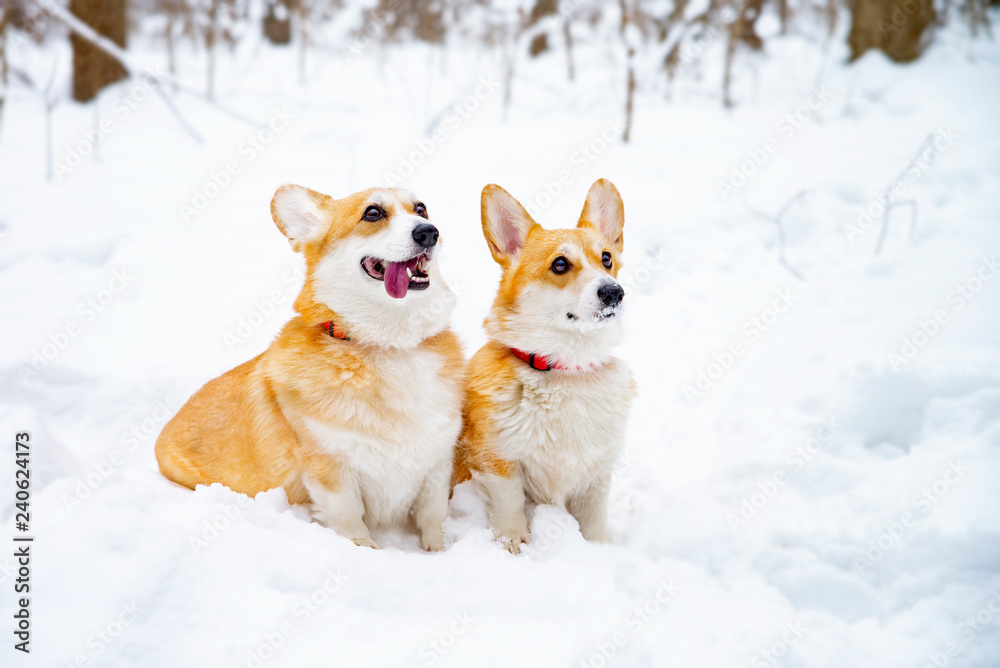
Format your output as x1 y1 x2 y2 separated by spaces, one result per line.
320 320 349 340
510 348 590 371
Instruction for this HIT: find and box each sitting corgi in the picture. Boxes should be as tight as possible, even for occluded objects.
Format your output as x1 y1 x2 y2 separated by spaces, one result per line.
155 185 464 550
453 179 635 553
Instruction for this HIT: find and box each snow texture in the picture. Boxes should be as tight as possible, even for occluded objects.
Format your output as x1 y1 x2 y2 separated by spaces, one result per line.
1 15 999 668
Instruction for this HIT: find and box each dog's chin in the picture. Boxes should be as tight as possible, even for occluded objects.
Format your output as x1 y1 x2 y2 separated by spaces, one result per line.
336 276 454 348
311 242 456 348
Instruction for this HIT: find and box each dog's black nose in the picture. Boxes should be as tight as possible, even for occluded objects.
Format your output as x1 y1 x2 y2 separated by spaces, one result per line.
412 223 439 248
598 283 624 308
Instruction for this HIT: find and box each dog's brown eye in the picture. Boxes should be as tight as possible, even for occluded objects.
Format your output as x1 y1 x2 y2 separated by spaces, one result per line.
551 256 570 274
363 206 384 222
602 251 612 269
414 202 428 219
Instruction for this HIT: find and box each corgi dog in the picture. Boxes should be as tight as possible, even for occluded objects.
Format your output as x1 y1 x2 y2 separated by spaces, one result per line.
155 185 464 550
453 179 635 553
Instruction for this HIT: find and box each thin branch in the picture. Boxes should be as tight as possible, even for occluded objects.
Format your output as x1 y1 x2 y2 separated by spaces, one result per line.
874 200 917 256
36 0 266 131
744 189 810 281
660 11 711 66
872 135 932 256
422 68 499 136
43 53 63 182
150 78 205 143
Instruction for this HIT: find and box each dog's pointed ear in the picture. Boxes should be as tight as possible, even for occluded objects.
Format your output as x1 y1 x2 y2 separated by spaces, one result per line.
481 184 537 266
271 184 331 252
578 179 624 253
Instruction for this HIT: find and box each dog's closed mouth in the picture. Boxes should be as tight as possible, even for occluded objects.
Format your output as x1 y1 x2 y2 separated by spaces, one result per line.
595 307 618 321
362 254 430 299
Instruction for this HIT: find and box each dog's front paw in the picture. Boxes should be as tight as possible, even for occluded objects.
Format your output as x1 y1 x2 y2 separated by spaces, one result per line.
495 527 530 554
420 528 445 552
580 525 608 543
352 536 381 549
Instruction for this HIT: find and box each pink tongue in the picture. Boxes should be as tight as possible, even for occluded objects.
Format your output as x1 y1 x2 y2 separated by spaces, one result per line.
383 257 419 299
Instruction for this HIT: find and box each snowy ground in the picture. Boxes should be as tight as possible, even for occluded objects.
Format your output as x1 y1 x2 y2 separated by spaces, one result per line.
1 16 1000 668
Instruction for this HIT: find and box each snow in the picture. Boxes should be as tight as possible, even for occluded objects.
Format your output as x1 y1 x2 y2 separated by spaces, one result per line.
1 14 999 668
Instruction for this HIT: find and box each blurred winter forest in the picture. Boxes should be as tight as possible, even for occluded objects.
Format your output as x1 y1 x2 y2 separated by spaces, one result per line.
3 0 1000 663
0 0 994 153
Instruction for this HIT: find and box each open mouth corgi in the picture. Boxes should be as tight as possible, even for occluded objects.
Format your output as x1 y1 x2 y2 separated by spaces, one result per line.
155 185 465 550
453 179 636 553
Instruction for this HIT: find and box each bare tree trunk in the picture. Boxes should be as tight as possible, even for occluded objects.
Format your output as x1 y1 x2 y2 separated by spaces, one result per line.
45 91 55 182
0 7 9 136
847 0 936 62
165 0 177 83
45 100 53 180
263 1 293 44
501 23 517 122
297 0 308 85
826 0 838 38
43 0 261 138
623 47 635 142
722 3 743 108
737 0 765 48
206 0 219 98
563 20 575 82
968 0 993 37
526 0 558 58
69 0 128 103
619 0 636 142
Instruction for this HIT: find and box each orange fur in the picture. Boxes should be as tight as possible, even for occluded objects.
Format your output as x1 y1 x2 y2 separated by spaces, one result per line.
455 185 624 486
156 187 465 531
454 180 633 551
452 341 519 485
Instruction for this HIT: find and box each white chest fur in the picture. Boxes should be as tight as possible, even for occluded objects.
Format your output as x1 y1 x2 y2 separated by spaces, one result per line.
495 358 633 506
302 346 462 527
